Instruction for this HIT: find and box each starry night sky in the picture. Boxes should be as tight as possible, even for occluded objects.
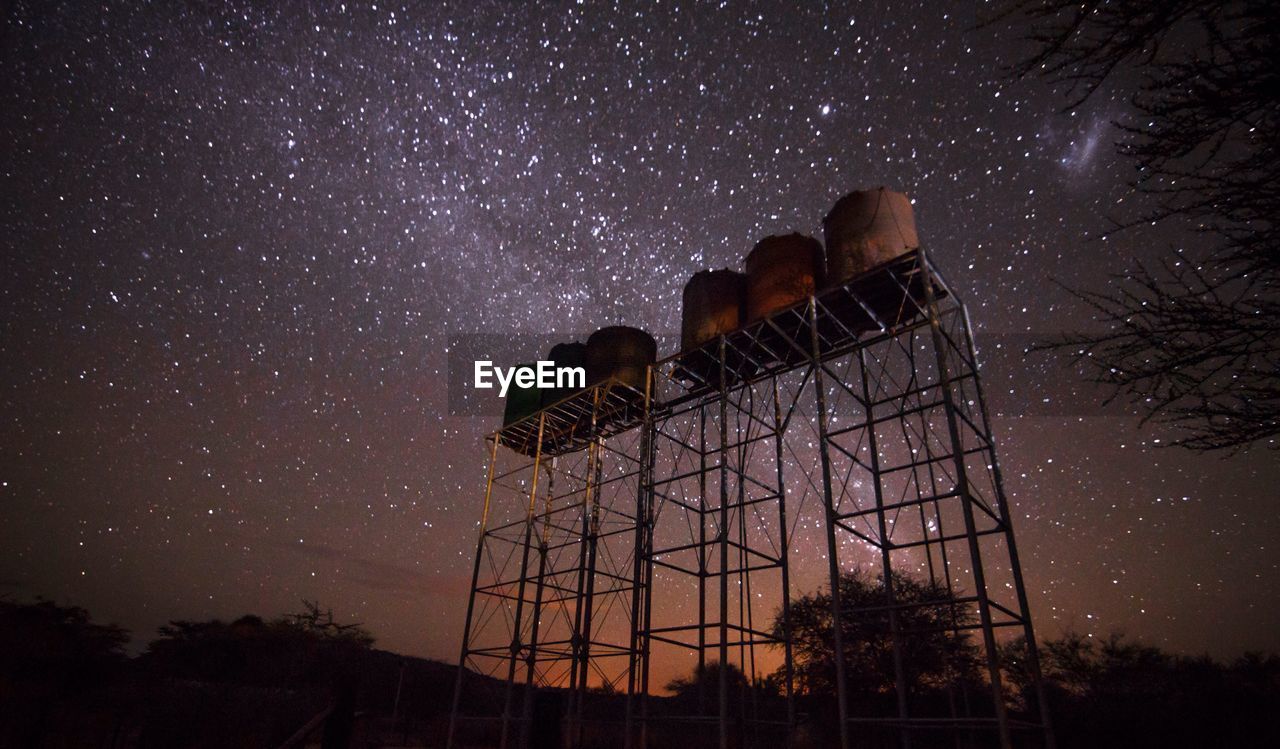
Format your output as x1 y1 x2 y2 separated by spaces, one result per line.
2 1 1277 665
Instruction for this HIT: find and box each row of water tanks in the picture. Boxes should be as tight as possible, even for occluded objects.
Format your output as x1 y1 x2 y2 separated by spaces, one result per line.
682 186 918 352
502 187 918 428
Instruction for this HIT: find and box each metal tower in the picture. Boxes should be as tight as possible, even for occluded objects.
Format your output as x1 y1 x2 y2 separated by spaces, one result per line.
446 382 648 749
448 249 1054 749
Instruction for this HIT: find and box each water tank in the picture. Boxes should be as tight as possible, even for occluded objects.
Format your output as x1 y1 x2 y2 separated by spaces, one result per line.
502 362 542 427
681 269 744 352
744 233 823 322
822 187 919 287
585 326 656 393
540 341 587 408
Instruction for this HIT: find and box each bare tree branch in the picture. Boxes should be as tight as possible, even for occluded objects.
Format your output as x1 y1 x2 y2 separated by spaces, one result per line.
1001 0 1280 451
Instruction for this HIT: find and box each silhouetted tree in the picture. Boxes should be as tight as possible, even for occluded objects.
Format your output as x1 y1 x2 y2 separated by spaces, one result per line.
659 660 788 747
143 601 373 687
1000 0 1280 451
0 598 129 746
0 597 468 748
285 599 377 646
665 660 749 697
664 660 755 715
1002 631 1280 748
136 603 377 747
0 597 129 683
771 568 981 701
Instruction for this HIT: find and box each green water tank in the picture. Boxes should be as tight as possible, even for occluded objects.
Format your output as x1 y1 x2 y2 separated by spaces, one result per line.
540 341 588 408
501 362 542 428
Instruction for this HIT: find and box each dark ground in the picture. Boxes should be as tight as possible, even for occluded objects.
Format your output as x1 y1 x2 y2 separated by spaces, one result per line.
3 599 1279 748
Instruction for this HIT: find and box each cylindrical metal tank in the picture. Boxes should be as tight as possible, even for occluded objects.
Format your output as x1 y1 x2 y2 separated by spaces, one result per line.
681 269 744 352
502 362 542 427
744 233 823 322
540 341 587 408
822 187 919 287
585 326 657 392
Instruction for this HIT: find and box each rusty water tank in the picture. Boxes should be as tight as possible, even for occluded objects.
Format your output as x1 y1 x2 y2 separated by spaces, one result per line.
540 341 587 408
585 326 657 392
744 233 823 322
822 187 919 287
681 269 744 352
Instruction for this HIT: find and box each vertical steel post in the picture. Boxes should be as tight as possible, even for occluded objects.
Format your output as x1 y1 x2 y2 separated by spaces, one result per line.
772 376 796 747
573 440 603 749
639 371 657 749
519 456 555 749
698 403 709 716
625 371 655 749
717 335 731 749
953 282 1057 749
736 395 757 749
858 347 913 749
446 435 501 749
572 392 604 748
918 249 1013 749
808 297 852 749
499 413 547 749
567 437 594 746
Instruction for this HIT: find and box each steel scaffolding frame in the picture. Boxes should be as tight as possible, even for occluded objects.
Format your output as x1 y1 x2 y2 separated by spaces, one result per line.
778 249 1056 749
447 381 648 749
448 249 1054 749
630 337 801 749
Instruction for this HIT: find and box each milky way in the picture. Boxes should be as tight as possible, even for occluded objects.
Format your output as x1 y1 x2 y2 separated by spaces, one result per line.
2 1 1276 663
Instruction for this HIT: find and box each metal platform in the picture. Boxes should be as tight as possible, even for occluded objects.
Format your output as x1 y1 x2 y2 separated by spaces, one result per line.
661 249 943 407
494 378 646 458
491 249 943 448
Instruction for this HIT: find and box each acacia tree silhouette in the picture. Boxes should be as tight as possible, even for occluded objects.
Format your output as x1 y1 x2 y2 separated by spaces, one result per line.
770 568 981 703
144 600 374 686
1000 0 1280 451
